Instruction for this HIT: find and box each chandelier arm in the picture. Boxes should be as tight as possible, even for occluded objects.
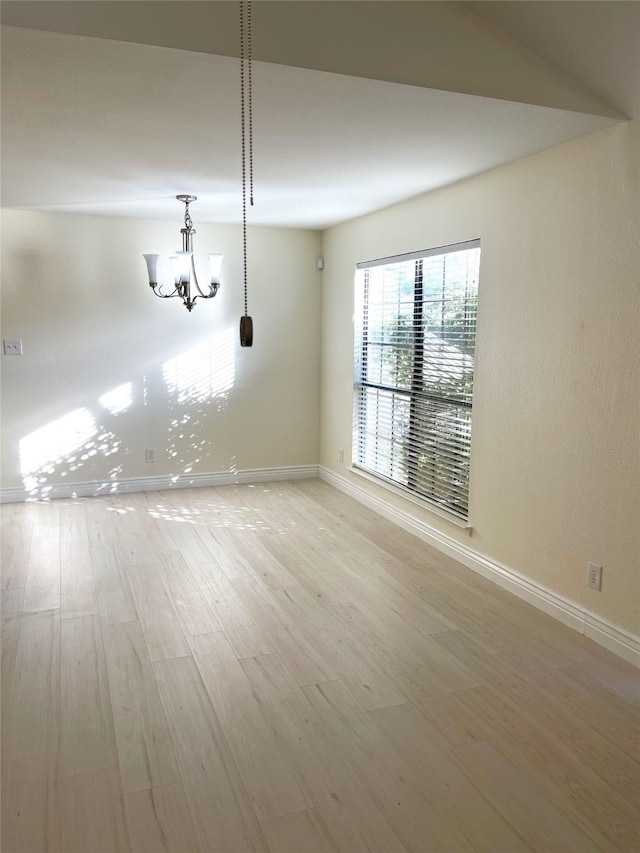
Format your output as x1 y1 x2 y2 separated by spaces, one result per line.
192 285 220 300
152 283 183 299
189 286 220 307
186 231 216 298
184 261 220 303
190 264 220 299
190 253 209 298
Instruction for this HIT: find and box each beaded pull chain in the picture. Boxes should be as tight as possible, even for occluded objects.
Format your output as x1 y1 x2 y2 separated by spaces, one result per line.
240 0 254 347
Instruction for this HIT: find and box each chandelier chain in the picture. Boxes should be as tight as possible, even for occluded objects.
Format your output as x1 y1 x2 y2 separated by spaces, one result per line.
183 200 193 232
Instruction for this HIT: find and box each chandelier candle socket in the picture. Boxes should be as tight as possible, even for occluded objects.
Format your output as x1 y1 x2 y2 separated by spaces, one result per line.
143 195 223 312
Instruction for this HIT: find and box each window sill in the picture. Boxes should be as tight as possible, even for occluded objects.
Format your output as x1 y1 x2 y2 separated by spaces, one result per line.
349 465 472 533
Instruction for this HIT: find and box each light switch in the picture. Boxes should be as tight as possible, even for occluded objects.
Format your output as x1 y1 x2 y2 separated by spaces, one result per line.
3 340 23 355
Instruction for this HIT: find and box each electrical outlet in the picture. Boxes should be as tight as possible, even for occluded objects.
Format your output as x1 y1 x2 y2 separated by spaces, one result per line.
338 448 345 463
3 339 22 355
145 448 156 463
587 562 602 591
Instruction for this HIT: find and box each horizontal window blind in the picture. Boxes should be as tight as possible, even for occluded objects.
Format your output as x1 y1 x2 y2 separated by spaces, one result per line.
353 240 480 519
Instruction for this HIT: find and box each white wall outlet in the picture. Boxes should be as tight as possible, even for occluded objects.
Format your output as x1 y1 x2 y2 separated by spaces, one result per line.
338 448 345 463
145 448 156 463
587 562 602 591
3 339 23 355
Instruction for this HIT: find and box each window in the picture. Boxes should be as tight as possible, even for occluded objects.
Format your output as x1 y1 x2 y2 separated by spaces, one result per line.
353 240 480 520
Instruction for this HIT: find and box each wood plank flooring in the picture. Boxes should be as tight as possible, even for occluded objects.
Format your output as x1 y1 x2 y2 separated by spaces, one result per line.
1 479 639 852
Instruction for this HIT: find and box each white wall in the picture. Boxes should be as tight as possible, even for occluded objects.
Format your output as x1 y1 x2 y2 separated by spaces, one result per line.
2 122 638 639
1 211 322 495
320 120 640 636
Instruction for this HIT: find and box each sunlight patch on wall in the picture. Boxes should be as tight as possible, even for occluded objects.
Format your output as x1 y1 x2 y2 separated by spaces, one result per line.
162 328 235 404
20 407 98 493
99 382 133 415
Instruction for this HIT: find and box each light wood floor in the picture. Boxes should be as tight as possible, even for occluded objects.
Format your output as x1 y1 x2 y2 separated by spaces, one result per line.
1 479 638 853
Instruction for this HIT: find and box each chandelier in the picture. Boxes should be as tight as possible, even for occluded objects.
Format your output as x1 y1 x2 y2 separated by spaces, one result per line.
143 194 222 312
143 1 254 347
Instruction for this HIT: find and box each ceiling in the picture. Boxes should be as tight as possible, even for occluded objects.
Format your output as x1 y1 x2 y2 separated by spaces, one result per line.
1 1 637 229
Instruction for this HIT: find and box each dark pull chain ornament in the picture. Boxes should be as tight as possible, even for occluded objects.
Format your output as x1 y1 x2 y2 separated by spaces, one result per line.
240 315 253 347
240 0 254 346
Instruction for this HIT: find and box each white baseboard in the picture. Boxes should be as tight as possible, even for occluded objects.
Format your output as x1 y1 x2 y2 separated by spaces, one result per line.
319 466 640 667
0 465 319 504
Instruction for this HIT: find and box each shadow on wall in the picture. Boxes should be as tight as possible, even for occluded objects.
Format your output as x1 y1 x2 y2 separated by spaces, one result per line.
18 327 236 499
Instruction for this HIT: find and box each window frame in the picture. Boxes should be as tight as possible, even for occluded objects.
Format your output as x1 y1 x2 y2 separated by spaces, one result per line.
353 239 481 522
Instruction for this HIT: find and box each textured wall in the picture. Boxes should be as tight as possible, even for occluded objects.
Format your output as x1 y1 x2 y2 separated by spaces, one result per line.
320 120 639 635
1 212 322 493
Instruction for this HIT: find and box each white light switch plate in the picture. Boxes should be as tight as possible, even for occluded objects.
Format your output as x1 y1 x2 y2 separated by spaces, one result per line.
3 340 23 355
